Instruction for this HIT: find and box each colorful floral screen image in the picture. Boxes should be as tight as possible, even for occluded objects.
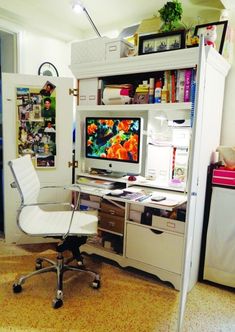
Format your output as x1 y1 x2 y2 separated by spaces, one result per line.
85 118 141 163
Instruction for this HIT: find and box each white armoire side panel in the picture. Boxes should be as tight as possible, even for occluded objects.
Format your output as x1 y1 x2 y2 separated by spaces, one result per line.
177 42 206 332
189 61 228 290
2 74 74 244
178 46 230 332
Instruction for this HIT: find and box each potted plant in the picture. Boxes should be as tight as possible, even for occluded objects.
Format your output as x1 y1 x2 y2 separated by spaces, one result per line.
158 0 183 32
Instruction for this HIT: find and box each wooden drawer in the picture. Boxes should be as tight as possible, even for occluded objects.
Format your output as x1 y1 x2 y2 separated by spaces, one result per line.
100 200 125 217
99 212 124 234
126 223 183 274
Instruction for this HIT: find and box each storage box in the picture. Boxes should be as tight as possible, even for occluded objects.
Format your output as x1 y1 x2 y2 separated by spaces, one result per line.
212 168 235 187
78 78 98 105
99 213 124 234
99 200 125 234
71 37 109 64
129 210 142 223
129 204 145 213
152 215 185 234
105 39 132 61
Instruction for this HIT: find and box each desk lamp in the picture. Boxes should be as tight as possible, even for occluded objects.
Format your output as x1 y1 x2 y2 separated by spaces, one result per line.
72 0 101 37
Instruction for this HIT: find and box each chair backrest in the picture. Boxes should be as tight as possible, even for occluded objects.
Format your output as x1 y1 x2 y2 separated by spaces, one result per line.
8 155 41 205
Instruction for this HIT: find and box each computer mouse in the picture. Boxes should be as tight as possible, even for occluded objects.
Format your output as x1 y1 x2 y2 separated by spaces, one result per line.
110 189 124 196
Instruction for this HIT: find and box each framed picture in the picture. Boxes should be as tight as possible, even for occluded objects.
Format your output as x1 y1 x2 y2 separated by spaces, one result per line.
194 20 228 54
138 30 185 55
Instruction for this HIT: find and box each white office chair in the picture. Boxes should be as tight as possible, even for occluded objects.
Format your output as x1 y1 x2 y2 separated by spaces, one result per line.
8 155 100 309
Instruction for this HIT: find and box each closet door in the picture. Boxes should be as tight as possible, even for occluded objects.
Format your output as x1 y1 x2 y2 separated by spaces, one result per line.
177 41 207 331
2 73 74 244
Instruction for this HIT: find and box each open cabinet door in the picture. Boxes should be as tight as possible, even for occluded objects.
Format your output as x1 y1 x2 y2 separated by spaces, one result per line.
2 73 74 244
177 41 206 331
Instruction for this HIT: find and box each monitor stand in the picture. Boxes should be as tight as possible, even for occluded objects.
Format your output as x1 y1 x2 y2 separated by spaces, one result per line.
90 168 126 178
104 171 127 178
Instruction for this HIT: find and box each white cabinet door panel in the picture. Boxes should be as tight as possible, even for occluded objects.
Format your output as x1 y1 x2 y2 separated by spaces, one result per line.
2 73 74 244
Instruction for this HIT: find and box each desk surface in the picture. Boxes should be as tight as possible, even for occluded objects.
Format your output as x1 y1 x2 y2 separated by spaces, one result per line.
76 172 186 192
69 184 187 211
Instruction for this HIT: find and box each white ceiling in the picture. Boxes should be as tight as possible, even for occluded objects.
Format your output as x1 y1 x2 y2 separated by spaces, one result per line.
0 0 233 42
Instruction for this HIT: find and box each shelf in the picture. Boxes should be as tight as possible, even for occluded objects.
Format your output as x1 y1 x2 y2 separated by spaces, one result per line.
98 227 124 237
77 103 191 121
77 102 191 112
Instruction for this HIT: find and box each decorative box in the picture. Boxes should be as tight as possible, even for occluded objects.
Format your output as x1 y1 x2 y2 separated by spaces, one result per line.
105 39 133 61
212 168 235 187
71 37 109 64
78 78 98 105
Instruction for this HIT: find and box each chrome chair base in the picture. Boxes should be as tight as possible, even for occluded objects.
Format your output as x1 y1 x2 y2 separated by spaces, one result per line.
13 253 100 309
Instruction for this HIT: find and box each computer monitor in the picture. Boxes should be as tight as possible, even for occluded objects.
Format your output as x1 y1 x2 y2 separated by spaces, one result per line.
85 117 143 177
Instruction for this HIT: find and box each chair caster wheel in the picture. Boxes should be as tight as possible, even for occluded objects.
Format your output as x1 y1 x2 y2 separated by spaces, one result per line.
13 283 22 293
92 279 101 289
52 298 63 309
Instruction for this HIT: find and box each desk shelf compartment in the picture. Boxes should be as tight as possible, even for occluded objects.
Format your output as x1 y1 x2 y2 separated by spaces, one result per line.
86 229 123 255
127 203 186 234
125 222 184 275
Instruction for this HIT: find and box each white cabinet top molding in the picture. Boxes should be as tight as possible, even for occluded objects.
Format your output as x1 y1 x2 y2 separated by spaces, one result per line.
70 46 230 80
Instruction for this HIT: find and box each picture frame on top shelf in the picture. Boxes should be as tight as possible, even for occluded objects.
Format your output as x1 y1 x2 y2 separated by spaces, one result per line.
138 30 185 56
194 20 228 54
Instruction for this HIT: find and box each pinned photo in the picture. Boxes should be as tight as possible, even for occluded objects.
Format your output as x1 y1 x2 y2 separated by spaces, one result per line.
40 81 56 96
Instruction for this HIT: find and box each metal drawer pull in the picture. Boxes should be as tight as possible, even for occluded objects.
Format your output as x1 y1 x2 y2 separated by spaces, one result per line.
150 229 163 235
109 209 115 215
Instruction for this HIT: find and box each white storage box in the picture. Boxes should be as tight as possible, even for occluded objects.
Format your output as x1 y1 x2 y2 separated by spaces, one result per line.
129 203 145 212
129 210 142 223
152 215 185 234
105 39 132 61
79 78 98 105
71 37 109 64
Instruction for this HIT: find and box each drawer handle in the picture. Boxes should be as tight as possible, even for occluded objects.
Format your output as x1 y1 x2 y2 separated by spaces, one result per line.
150 229 163 235
109 209 115 215
108 221 115 227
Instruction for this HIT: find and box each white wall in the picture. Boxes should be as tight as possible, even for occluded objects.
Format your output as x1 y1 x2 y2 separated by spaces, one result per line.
0 19 73 78
18 30 73 78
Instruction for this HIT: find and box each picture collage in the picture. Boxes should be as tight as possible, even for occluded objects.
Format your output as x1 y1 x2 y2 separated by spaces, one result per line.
16 81 56 168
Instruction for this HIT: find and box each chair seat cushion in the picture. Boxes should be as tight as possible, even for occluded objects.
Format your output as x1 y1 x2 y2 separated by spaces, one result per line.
19 206 98 237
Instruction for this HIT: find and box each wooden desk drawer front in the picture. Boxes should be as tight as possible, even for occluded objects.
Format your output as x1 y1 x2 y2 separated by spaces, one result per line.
100 201 125 217
99 212 124 234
